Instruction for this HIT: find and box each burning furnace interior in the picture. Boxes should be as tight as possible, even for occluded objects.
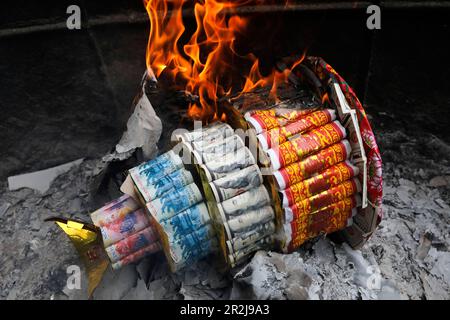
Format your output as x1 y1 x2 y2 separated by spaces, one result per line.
0 0 449 301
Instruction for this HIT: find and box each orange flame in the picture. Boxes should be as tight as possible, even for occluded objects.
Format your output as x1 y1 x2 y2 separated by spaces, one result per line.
241 52 305 102
144 0 303 121
321 92 330 105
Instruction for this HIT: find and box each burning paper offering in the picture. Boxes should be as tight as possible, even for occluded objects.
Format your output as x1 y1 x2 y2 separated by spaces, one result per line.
48 0 384 298
5 0 450 304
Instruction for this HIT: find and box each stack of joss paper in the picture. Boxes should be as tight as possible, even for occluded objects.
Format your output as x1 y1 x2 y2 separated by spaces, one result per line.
90 195 161 270
179 122 276 267
129 150 217 271
245 108 361 251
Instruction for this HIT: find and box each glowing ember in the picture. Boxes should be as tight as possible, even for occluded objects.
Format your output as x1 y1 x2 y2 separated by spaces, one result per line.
144 0 304 121
322 92 330 105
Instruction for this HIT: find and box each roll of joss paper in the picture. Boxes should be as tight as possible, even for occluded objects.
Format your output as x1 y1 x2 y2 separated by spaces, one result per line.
275 107 318 121
258 109 336 150
273 140 351 190
131 167 194 203
227 221 276 252
267 120 347 170
168 225 218 268
286 208 356 250
229 235 275 266
244 109 276 134
90 194 140 227
210 164 263 202
285 201 357 239
105 226 159 263
218 185 270 217
200 135 245 164
160 202 211 241
130 150 183 184
169 238 218 270
202 147 256 182
169 223 216 248
285 195 360 225
284 179 361 222
200 161 255 182
189 124 234 152
100 208 151 247
244 108 317 134
146 183 203 222
226 205 275 235
280 160 360 207
298 208 355 238
177 122 233 144
111 242 162 270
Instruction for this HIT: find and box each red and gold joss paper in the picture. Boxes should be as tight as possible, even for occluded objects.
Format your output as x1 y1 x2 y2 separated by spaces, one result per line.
281 160 359 207
273 140 351 190
268 121 346 170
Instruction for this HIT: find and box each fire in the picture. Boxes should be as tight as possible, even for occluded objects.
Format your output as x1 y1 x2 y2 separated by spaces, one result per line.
241 52 305 102
144 0 303 121
321 92 330 105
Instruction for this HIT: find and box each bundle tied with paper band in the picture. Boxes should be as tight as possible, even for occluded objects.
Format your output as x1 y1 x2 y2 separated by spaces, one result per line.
245 108 361 252
177 122 277 267
90 195 161 270
129 150 218 271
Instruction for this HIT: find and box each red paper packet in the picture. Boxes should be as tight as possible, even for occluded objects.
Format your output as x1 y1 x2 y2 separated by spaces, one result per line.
284 179 361 222
268 121 347 170
258 109 336 150
245 108 316 133
280 160 359 207
273 140 351 190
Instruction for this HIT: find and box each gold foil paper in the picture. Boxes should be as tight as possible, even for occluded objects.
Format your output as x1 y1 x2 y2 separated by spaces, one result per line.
48 217 109 298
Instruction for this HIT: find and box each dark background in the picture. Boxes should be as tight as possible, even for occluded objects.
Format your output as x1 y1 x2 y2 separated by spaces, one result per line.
1 0 449 180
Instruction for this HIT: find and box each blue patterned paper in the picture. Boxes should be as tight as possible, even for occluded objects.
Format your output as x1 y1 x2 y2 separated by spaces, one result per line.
143 169 192 198
175 228 214 264
163 204 203 237
157 184 201 220
176 225 212 251
137 151 174 172
134 151 183 182
139 160 182 183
